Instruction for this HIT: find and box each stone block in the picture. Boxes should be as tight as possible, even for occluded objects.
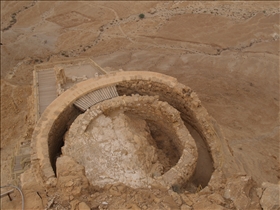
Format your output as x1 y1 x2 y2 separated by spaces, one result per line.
224 175 254 210
260 182 280 210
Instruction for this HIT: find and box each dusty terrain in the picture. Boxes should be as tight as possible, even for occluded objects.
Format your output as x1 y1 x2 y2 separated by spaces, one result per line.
1 1 279 209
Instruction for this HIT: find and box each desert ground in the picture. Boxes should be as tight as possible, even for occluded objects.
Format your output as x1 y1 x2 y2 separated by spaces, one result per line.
1 1 279 209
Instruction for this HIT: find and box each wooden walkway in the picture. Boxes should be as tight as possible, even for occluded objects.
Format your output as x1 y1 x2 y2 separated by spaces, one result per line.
12 140 32 184
74 86 119 112
37 69 57 116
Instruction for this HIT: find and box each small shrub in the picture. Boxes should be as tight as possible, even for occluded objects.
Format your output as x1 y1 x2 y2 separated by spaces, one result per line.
172 184 181 193
139 13 145 19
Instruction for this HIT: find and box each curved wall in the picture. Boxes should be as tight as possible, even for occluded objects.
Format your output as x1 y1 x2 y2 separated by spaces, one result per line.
31 71 226 188
63 95 198 188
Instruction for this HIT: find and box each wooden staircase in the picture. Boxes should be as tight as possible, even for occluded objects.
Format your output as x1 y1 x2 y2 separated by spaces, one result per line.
74 86 119 112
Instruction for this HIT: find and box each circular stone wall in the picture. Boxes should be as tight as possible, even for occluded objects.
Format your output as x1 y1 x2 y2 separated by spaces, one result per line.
62 95 197 188
31 71 233 190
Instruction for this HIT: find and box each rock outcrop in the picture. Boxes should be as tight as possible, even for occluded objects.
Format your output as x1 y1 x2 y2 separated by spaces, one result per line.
260 182 280 210
56 156 89 198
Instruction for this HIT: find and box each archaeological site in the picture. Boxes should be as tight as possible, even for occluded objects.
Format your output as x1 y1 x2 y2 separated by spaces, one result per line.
1 1 279 210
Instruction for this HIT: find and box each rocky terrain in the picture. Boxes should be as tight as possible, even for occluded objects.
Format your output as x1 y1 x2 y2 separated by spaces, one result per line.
1 1 279 209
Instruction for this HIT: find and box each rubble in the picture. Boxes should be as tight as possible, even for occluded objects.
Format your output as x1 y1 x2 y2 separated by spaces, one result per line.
224 175 261 210
56 156 89 197
260 182 280 210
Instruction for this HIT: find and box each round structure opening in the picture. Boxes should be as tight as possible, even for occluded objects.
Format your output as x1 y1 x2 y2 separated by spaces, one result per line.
31 71 223 192
62 95 197 188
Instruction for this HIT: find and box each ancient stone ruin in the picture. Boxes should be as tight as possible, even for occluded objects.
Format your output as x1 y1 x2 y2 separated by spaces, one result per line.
19 70 278 209
30 71 223 188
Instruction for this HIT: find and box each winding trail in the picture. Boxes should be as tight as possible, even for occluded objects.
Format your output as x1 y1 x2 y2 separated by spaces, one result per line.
85 3 135 43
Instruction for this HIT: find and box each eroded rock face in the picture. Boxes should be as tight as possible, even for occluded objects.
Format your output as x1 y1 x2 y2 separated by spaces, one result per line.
64 111 163 188
260 182 280 210
56 156 89 197
223 175 261 210
62 95 198 189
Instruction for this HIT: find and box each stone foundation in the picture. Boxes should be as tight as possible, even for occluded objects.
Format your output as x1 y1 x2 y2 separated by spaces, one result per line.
62 95 197 188
30 71 235 191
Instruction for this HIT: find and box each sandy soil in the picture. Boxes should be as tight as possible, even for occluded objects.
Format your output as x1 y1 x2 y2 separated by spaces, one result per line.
1 1 279 209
